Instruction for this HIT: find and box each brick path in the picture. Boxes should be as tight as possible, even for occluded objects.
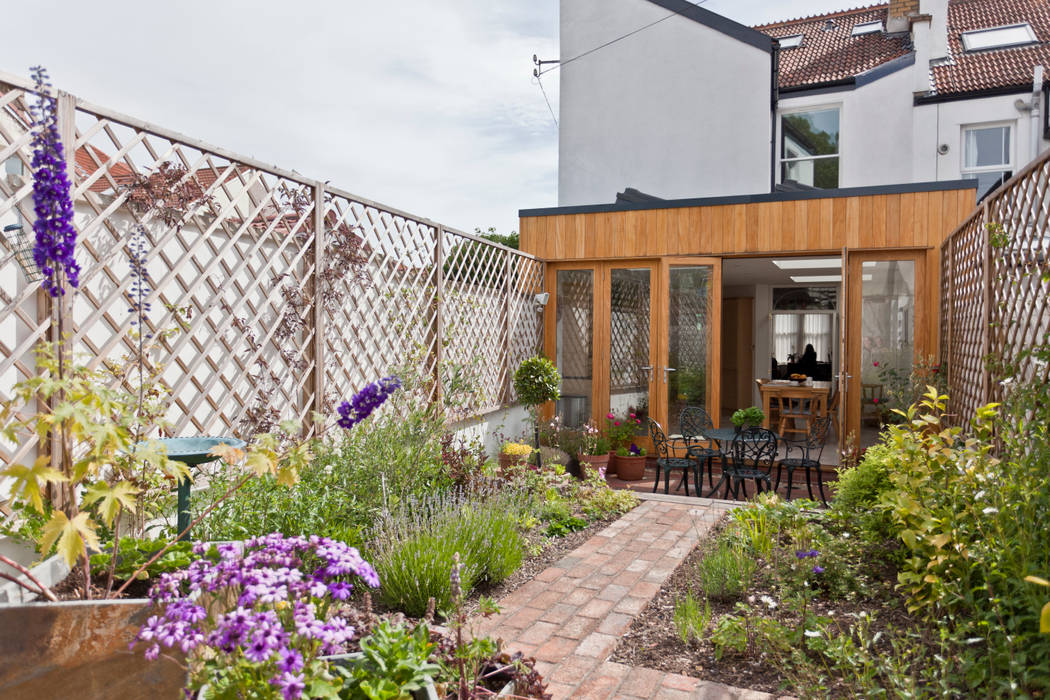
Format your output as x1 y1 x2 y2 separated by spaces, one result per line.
474 496 780 699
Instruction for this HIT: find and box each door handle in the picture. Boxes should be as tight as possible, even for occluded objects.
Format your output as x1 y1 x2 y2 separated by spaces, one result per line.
663 367 676 384
641 365 654 382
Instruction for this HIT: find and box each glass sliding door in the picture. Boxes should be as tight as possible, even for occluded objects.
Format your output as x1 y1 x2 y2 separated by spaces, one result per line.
660 260 721 436
608 268 653 435
555 269 594 427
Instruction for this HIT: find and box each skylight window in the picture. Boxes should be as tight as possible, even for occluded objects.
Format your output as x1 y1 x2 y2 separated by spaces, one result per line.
779 34 804 49
851 21 884 36
961 23 1038 52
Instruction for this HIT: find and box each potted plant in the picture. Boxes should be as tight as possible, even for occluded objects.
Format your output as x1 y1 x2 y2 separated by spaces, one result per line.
498 441 533 474
512 357 561 468
612 443 647 481
604 410 644 475
576 420 612 479
731 406 766 433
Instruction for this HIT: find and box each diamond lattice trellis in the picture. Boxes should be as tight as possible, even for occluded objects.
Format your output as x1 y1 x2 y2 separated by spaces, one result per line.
940 151 1050 425
0 72 543 471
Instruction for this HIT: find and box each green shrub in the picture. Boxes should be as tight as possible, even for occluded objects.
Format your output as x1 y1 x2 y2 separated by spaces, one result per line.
580 482 638 521
830 442 895 541
696 536 755 600
192 402 448 545
369 488 526 616
335 621 440 698
540 498 588 537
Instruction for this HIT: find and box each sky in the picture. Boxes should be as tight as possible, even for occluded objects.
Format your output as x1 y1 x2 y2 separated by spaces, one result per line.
1 1 851 237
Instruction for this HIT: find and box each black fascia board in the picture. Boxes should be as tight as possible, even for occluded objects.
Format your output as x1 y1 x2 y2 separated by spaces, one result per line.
915 83 1032 105
645 0 775 52
519 180 978 218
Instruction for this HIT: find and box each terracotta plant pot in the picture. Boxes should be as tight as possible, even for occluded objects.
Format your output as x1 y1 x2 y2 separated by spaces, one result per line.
613 453 646 481
577 452 611 479
498 452 530 475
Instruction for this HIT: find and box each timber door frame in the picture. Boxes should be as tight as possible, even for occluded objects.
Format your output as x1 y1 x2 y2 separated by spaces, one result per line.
657 257 723 430
545 258 723 433
843 248 930 445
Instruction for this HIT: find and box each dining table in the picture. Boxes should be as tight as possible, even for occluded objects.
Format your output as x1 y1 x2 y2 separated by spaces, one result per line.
756 379 833 429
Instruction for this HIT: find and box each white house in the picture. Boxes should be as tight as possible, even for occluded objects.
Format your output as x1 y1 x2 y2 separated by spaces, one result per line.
558 0 1050 205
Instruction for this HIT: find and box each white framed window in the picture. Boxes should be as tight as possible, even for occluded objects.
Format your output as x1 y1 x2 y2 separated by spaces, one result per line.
780 107 840 189
961 23 1037 52
779 34 803 49
962 124 1013 200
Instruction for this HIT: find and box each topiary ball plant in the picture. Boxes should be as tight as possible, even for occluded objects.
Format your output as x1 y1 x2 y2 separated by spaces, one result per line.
513 356 561 467
513 356 561 408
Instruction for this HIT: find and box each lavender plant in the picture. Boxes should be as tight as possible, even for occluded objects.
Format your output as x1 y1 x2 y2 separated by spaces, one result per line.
133 533 379 699
368 486 526 616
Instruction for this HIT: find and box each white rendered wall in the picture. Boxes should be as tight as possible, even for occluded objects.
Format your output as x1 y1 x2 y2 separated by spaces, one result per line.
913 93 1050 185
559 0 772 205
777 65 916 189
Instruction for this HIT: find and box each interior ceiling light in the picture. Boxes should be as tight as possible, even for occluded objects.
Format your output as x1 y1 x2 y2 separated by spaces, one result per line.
772 258 841 269
773 259 879 270
790 274 874 283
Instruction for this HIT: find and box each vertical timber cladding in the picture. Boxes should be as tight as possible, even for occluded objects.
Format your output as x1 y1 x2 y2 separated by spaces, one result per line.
522 184 977 426
519 186 977 260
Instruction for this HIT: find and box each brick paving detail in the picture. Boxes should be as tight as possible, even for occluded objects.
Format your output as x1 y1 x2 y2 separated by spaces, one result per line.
473 497 787 699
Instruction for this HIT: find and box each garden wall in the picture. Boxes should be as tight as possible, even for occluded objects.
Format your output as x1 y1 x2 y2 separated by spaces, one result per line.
0 70 544 473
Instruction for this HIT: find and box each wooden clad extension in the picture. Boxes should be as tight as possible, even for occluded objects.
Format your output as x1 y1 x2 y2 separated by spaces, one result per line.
519 186 975 260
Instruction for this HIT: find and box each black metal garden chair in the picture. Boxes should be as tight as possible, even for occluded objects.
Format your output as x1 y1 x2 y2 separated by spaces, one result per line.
775 415 832 505
720 427 778 500
679 406 722 490
648 418 699 496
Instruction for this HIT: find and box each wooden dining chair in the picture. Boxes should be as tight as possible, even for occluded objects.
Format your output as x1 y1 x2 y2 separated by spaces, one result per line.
775 387 818 440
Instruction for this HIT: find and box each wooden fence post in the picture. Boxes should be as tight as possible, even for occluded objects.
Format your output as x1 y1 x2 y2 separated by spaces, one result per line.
503 252 513 404
306 182 326 434
433 226 445 407
980 201 992 407
45 91 77 483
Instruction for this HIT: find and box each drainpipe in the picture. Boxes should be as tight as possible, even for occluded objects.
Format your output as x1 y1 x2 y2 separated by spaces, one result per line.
1032 65 1044 162
770 42 780 192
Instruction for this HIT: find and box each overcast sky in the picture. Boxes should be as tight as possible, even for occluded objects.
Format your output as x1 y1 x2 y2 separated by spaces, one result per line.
2 1 849 237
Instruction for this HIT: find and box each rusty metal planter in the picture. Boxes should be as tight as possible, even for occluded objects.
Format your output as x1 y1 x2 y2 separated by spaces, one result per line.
0 599 185 700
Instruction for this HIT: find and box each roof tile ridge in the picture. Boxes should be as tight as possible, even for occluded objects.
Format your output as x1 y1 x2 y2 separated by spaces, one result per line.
754 3 889 30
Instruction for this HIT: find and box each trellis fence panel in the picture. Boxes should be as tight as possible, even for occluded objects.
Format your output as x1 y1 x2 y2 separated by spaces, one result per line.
0 71 543 470
940 147 1050 423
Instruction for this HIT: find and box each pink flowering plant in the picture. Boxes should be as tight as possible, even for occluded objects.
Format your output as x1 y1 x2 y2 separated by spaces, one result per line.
134 533 380 699
604 409 643 451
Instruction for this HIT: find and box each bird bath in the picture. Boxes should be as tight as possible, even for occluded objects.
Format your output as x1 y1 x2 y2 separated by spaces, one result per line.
152 437 246 539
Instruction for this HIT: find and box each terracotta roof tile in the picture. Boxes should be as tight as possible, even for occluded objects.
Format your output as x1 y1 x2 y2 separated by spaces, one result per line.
754 0 1050 97
755 4 911 89
931 0 1050 96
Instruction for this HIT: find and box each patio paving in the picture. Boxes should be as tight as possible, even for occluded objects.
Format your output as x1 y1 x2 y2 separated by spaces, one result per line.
474 497 790 699
607 462 839 503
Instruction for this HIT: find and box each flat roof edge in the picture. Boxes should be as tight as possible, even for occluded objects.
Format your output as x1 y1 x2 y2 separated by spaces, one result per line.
519 180 978 218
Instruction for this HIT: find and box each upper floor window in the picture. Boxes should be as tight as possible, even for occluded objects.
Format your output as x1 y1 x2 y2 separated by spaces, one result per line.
961 23 1037 52
962 124 1012 200
781 107 840 189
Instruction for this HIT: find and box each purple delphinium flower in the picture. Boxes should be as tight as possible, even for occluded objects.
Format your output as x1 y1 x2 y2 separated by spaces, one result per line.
28 66 79 297
336 376 401 430
135 533 379 695
812 565 825 574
